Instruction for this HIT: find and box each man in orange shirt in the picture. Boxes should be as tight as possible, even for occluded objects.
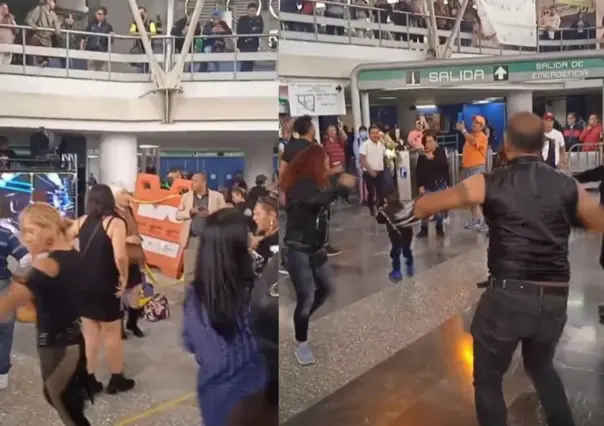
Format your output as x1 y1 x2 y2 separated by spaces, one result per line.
456 115 488 231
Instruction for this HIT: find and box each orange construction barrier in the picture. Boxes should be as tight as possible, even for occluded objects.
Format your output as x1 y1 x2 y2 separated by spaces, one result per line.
132 174 191 279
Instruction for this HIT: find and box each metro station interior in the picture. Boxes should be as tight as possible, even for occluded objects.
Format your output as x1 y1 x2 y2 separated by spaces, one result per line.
1 0 604 424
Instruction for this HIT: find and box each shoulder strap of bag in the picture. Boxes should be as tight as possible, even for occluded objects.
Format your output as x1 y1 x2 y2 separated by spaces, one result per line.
80 221 101 257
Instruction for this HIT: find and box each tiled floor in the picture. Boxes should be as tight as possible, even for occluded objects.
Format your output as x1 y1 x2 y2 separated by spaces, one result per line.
280 206 604 425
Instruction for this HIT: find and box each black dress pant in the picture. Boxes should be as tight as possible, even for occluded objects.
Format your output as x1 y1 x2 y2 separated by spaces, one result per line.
362 171 385 211
470 283 574 426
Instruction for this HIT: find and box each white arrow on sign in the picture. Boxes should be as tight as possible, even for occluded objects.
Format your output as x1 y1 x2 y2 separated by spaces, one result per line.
494 66 508 81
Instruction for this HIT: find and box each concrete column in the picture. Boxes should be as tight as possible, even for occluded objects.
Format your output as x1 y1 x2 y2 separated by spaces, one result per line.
546 97 567 124
351 86 362 137
242 142 275 188
57 0 89 13
396 98 418 131
361 92 371 128
506 92 533 119
99 134 138 191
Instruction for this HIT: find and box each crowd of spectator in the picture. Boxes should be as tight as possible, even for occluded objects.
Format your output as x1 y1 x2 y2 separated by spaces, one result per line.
0 0 266 73
280 0 604 50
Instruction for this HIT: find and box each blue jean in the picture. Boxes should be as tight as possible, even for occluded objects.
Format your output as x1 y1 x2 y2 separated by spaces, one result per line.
390 244 413 273
0 279 15 374
287 248 333 342
421 184 447 228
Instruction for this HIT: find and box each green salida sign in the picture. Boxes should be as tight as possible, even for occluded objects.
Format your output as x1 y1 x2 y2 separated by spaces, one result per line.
508 58 604 81
421 65 492 86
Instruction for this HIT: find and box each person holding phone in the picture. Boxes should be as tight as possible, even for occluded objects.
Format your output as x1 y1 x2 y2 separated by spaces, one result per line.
323 123 348 202
176 173 227 284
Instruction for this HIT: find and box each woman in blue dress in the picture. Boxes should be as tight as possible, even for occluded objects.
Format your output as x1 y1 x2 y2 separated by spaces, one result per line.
182 208 270 426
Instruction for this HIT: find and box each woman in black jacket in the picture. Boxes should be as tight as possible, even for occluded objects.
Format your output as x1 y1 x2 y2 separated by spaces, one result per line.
415 130 450 238
280 144 356 366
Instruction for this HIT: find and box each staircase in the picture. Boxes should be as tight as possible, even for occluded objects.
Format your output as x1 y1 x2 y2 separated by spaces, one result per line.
185 0 222 24
230 0 250 24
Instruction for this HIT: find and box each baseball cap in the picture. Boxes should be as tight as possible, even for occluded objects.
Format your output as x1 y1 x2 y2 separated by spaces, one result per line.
472 115 486 127
211 9 221 18
543 112 555 121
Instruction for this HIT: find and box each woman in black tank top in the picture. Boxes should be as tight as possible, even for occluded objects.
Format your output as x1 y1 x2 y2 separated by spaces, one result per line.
69 185 135 396
0 203 91 425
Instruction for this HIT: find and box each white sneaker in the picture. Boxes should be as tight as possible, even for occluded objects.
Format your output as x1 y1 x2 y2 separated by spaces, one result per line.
0 374 8 390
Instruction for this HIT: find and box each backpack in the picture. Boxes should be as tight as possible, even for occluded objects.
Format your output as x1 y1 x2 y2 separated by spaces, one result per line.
143 294 170 322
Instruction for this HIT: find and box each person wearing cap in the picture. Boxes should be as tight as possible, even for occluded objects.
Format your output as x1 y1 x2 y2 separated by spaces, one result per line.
456 115 488 231
542 112 566 169
201 10 233 71
248 174 270 209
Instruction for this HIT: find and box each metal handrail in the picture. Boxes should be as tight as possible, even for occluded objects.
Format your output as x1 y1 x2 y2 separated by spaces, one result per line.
0 23 276 81
280 1 603 54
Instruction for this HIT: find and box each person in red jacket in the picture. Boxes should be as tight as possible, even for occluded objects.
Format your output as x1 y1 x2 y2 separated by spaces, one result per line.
579 114 603 151
323 123 348 202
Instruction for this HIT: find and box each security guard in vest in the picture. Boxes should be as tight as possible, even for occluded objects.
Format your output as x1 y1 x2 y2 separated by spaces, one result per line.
397 111 604 426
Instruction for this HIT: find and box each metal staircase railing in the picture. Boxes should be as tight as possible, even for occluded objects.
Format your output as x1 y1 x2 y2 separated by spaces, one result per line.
186 0 219 23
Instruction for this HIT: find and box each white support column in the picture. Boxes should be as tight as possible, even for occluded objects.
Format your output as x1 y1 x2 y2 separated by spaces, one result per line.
165 0 175 72
361 92 371 128
242 142 275 187
396 99 418 131
99 134 139 191
506 92 533 120
546 98 567 124
351 86 362 137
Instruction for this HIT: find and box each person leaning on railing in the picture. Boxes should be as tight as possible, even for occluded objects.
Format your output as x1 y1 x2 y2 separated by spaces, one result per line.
0 3 16 65
129 6 157 73
81 6 114 72
25 0 61 67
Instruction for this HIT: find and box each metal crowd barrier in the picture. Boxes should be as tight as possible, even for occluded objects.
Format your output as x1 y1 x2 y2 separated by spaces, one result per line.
567 142 604 189
445 148 495 186
0 24 277 82
280 1 603 55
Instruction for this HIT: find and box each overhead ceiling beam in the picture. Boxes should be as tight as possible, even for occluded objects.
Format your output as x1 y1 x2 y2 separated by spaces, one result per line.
441 0 470 58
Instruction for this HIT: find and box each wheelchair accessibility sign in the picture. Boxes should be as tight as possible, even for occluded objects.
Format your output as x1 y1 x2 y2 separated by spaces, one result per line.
400 167 408 179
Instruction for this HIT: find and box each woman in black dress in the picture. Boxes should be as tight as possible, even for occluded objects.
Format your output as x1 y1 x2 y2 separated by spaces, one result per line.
0 203 92 425
68 185 135 395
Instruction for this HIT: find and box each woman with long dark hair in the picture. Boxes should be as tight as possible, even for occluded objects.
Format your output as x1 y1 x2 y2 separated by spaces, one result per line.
67 184 135 395
250 194 279 409
280 144 356 365
0 203 92 425
182 208 271 426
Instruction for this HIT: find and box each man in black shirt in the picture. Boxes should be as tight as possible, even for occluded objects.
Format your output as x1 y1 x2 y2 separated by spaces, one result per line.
400 111 604 426
236 3 264 72
280 115 342 256
248 174 270 208
81 6 114 72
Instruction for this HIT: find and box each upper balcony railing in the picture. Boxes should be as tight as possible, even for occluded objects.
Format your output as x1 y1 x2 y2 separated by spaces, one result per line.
280 1 603 56
0 24 277 82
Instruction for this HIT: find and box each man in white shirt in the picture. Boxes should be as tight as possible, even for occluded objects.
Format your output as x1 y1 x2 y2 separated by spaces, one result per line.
359 124 386 215
542 112 566 169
